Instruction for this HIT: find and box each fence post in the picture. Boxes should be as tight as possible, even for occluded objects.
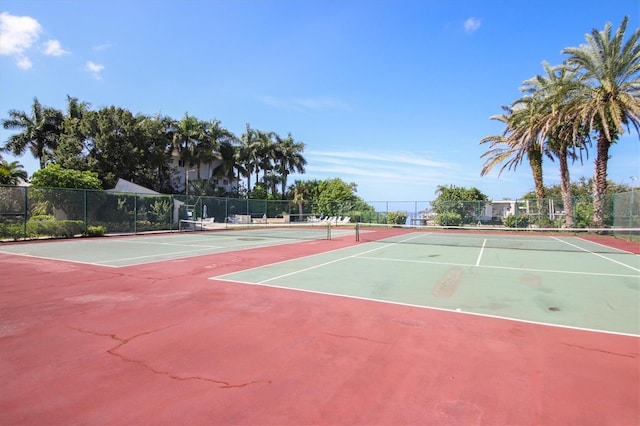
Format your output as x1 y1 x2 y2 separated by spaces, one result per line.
83 189 88 234
134 194 137 234
23 186 28 239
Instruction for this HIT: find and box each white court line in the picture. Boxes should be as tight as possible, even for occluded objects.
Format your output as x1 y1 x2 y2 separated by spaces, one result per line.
119 240 223 249
212 277 639 338
94 246 225 264
476 239 487 266
355 256 639 278
97 237 309 265
0 251 120 268
258 232 428 284
210 232 427 282
551 236 640 272
575 236 636 253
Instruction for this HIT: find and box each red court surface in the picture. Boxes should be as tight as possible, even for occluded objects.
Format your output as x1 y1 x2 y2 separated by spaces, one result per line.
1 237 639 425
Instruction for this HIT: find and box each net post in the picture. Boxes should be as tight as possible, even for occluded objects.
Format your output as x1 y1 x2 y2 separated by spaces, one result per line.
355 222 360 242
327 222 331 240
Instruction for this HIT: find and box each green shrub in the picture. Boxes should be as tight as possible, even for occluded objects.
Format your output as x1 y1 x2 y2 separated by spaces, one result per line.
386 211 408 225
29 214 55 221
52 220 85 238
85 225 105 237
503 215 530 228
0 222 25 240
435 212 463 226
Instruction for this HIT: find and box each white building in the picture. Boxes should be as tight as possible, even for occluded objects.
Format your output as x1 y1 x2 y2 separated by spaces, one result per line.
170 151 239 194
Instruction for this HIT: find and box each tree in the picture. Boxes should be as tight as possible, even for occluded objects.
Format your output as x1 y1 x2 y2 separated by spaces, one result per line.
29 164 102 219
563 17 640 227
520 62 590 227
289 179 315 217
82 107 149 189
255 130 276 189
275 133 306 199
314 178 360 216
2 97 63 169
54 95 92 171
480 101 549 219
212 140 242 195
30 163 102 189
432 185 489 225
137 114 175 192
0 160 28 185
238 123 259 193
204 120 236 177
172 113 206 191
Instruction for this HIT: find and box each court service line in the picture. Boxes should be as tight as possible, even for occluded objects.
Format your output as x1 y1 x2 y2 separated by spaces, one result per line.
256 233 427 284
356 256 639 278
258 242 400 284
551 236 640 272
210 232 427 281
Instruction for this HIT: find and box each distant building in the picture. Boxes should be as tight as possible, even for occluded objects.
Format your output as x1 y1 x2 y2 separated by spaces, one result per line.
170 150 239 194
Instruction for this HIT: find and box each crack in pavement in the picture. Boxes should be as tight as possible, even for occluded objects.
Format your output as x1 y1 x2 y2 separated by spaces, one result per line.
69 324 271 388
320 332 388 345
563 343 638 358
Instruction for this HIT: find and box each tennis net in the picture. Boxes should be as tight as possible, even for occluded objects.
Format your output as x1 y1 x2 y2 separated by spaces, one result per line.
354 223 640 254
179 219 332 241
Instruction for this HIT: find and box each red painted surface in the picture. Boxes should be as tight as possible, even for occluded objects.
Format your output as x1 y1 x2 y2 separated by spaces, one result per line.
1 237 638 425
579 234 640 254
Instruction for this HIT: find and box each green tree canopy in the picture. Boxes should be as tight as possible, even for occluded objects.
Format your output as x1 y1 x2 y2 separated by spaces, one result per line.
0 160 28 185
432 185 490 225
30 164 102 189
312 178 362 216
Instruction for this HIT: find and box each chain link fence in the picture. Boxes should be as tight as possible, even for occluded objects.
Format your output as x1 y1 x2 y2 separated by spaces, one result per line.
1 185 638 240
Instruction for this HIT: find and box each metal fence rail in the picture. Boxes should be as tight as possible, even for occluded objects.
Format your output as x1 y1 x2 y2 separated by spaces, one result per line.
1 185 637 241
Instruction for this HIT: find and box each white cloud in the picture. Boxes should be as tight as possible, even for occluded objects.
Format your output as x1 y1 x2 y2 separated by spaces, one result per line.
293 96 351 111
0 12 42 68
464 17 481 33
43 39 70 56
291 149 463 200
92 42 112 51
85 61 105 79
16 56 32 69
258 95 351 112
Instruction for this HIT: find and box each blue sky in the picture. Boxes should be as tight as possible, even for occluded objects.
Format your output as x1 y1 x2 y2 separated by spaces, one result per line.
1 0 638 201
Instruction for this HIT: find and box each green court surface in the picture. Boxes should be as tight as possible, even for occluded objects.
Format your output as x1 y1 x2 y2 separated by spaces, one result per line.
0 229 349 267
211 234 640 336
2 231 638 335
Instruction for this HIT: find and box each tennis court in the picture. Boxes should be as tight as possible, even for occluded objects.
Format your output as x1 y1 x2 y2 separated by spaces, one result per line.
1 225 638 424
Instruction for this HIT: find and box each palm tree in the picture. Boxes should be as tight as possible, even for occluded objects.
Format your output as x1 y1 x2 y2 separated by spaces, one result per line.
255 130 276 189
480 100 550 219
194 119 233 179
2 97 63 169
238 123 259 193
562 16 640 227
520 62 590 227
212 140 241 188
172 113 205 192
275 133 307 199
289 179 314 218
0 159 28 185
